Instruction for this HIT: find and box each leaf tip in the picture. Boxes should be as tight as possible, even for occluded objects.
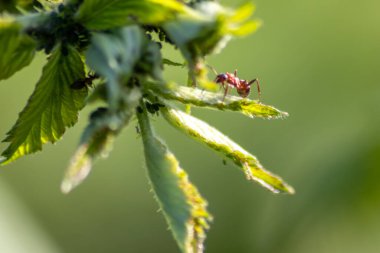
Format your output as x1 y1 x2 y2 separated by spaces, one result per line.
286 185 296 194
60 180 73 194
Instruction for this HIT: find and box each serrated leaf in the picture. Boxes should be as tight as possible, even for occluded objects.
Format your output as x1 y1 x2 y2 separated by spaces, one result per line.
0 45 87 164
0 17 36 81
86 26 144 109
76 0 185 30
61 87 141 193
148 84 288 119
161 106 294 194
137 106 211 253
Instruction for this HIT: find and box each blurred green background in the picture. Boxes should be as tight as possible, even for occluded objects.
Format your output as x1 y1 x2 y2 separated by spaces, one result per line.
1 0 380 252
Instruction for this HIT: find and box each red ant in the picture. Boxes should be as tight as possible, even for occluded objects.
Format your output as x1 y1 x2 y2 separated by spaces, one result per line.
214 70 261 100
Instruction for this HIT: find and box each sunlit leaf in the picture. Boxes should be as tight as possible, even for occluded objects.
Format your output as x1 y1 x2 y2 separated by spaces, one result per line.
161 106 294 194
0 45 87 164
0 17 36 81
76 0 185 30
229 2 256 23
148 84 288 119
138 106 211 253
228 20 261 37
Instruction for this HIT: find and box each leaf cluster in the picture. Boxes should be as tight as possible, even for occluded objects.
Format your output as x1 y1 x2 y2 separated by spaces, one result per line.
0 1 294 252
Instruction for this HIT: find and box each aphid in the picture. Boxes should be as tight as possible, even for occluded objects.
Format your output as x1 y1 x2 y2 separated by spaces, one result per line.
136 106 143 114
145 101 164 115
214 70 261 100
70 73 99 90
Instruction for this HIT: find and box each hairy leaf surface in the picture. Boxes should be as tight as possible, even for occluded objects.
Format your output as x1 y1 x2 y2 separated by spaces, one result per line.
148 84 288 119
138 107 211 253
161 106 294 194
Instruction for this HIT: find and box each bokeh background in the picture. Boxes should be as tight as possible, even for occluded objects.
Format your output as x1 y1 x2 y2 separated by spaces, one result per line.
1 0 380 252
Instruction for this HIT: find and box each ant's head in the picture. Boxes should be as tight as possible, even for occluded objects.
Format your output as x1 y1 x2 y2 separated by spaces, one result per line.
215 73 228 83
237 80 251 98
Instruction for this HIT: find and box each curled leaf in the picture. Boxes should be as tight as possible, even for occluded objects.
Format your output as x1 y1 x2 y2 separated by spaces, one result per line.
62 87 141 193
161 106 294 194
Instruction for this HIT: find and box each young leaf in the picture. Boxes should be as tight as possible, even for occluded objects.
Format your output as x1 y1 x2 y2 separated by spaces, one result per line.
137 105 211 253
163 2 260 61
161 106 294 194
0 17 36 81
76 0 185 30
86 26 144 109
61 127 114 193
147 84 288 119
0 45 87 164
61 87 141 193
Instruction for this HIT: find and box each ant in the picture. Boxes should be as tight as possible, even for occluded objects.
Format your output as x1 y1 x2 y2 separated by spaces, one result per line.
214 70 261 101
70 73 99 90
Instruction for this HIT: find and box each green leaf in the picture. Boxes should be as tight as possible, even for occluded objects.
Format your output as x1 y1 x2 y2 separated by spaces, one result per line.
228 2 256 23
0 45 87 164
161 106 295 194
86 26 144 109
76 0 185 30
0 17 36 81
147 84 288 119
137 105 211 253
61 87 141 193
163 2 260 60
61 125 114 193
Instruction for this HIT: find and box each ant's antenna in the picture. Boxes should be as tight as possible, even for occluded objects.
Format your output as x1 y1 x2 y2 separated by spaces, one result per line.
206 64 218 75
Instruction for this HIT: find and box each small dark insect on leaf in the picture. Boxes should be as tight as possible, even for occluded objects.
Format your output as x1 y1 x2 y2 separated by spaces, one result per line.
136 106 143 114
222 159 227 165
70 73 99 89
145 101 165 115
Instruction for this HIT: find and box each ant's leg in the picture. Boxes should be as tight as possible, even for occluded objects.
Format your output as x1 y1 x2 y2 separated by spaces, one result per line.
223 83 229 101
234 69 237 77
218 82 224 91
249 78 261 101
